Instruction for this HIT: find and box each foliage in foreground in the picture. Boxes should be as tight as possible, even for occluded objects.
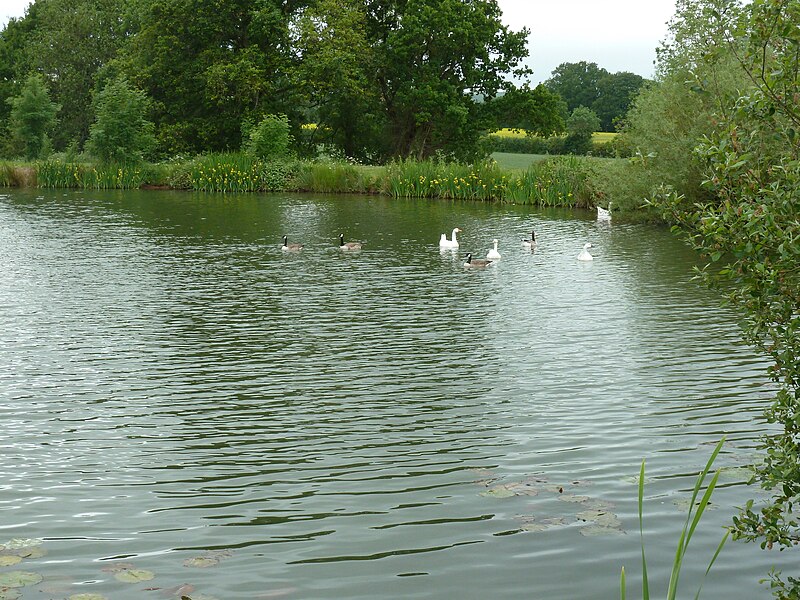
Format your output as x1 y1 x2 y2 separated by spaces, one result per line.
621 438 728 600
644 0 800 596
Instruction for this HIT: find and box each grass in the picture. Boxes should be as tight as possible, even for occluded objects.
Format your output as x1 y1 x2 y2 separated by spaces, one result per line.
622 438 729 600
491 152 550 171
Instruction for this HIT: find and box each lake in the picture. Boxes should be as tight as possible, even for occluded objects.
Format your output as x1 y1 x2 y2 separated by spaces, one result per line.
0 189 789 599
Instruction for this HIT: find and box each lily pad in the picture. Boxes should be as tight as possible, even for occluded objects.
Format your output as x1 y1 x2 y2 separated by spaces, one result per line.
100 562 135 573
0 571 43 588
69 594 109 600
14 546 46 559
673 497 717 511
542 485 566 494
0 557 22 567
0 539 43 551
583 499 616 512
114 569 155 583
183 556 220 568
557 494 590 504
0 587 22 600
520 522 551 532
579 524 626 537
718 466 754 482
479 485 516 499
577 509 623 529
504 482 539 496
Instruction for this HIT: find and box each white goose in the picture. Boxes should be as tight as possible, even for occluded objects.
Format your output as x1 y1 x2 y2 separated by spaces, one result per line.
486 239 501 260
439 228 462 249
577 242 594 261
597 202 612 222
522 230 537 248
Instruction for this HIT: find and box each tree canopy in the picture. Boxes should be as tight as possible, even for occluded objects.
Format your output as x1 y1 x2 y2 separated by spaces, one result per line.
0 0 536 160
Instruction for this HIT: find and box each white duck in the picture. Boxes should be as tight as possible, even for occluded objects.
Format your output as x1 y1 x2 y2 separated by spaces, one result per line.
439 228 462 248
597 202 612 222
522 230 537 248
577 242 594 261
486 239 501 260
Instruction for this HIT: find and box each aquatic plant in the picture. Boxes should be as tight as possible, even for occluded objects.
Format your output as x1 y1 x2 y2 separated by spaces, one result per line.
621 438 729 600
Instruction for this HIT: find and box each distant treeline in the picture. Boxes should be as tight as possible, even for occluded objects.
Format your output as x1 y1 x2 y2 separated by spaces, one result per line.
0 0 645 163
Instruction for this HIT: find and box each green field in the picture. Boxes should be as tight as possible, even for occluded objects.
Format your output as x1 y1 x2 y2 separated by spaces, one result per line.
492 128 617 144
490 152 550 170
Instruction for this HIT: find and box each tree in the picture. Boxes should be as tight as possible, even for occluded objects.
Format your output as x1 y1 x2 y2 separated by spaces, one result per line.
6 72 60 159
104 0 308 154
0 0 132 150
564 106 600 154
493 84 567 138
293 0 385 160
544 61 608 113
593 71 646 131
366 0 531 159
643 0 800 595
86 77 155 163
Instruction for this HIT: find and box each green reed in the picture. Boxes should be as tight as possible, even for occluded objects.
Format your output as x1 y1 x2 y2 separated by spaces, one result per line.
37 160 145 189
295 162 375 194
188 153 264 193
384 158 509 201
37 160 83 188
505 156 594 207
622 438 729 600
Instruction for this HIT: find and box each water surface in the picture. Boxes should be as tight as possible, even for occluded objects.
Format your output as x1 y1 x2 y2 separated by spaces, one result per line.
0 189 789 599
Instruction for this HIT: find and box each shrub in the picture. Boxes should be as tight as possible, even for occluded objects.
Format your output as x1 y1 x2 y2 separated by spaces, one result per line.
245 114 294 160
86 78 156 164
6 73 60 160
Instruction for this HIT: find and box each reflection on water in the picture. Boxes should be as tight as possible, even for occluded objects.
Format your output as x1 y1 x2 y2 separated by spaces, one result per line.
0 189 789 599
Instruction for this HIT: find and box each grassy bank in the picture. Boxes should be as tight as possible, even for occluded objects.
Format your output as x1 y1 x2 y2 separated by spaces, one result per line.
0 153 656 215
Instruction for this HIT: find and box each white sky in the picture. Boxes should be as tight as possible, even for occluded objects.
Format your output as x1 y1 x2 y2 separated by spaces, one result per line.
1 0 676 83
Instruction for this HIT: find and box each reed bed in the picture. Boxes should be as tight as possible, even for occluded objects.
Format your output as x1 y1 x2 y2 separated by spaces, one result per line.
186 153 300 192
37 161 145 189
295 162 377 194
384 159 509 201
504 156 594 207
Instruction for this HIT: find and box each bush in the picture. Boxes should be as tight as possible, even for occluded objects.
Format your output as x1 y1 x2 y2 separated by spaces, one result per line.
6 73 60 160
245 114 294 160
86 78 156 164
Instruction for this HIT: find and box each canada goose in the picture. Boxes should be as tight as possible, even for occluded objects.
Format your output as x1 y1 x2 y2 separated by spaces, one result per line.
281 235 303 251
486 239 501 260
439 228 462 248
522 230 537 248
464 253 493 268
339 233 362 251
597 202 612 222
578 242 594 261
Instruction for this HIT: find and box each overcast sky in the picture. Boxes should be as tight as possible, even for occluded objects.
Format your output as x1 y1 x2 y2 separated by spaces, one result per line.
1 0 676 83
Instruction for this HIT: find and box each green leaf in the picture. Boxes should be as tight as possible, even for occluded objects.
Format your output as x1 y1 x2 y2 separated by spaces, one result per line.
0 571 43 588
113 569 155 583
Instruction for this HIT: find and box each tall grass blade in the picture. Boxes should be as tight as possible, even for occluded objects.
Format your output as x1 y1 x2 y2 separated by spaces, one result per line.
621 566 626 600
693 530 729 600
638 459 650 600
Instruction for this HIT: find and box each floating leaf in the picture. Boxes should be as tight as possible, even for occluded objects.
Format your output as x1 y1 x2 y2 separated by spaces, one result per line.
579 524 626 537
0 571 43 588
520 522 550 532
0 539 43 551
577 509 623 529
0 557 22 567
14 547 46 559
557 494 590 504
69 594 109 600
479 485 516 499
541 517 568 526
0 587 22 600
583 499 615 512
718 466 753 482
542 485 565 494
504 482 539 496
673 497 717 511
183 556 220 568
114 569 155 583
100 562 135 573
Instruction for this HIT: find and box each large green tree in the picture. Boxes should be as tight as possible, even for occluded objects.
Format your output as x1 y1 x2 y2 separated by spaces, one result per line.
6 72 60 159
0 0 132 150
365 0 530 159
493 83 567 138
107 0 308 154
544 61 646 132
